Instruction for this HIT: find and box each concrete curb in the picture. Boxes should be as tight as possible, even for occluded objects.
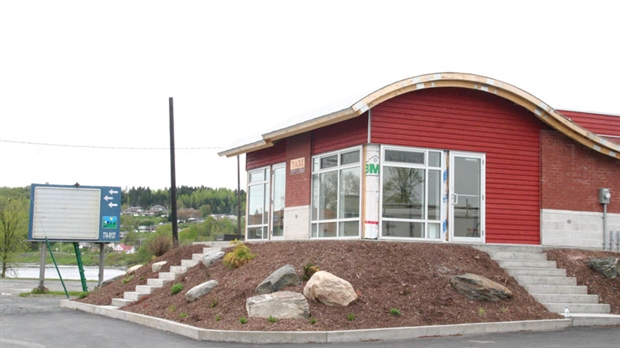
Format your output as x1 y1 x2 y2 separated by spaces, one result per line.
59 300 599 344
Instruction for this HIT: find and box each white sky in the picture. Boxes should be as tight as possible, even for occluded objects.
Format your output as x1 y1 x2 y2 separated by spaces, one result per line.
1 0 619 191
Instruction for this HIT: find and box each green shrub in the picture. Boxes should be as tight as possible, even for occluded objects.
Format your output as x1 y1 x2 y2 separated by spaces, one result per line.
302 263 320 281
239 316 248 324
389 308 401 316
209 299 218 308
180 313 188 319
223 241 256 269
215 315 222 322
170 283 184 295
268 315 277 323
347 313 355 321
122 274 134 284
478 307 486 317
309 317 317 325
77 292 89 299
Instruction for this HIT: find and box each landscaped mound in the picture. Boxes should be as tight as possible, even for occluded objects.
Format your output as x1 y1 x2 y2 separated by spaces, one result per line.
79 241 569 331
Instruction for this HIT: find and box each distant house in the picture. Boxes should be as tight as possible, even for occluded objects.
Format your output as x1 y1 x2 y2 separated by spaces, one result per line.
122 206 144 216
113 243 135 254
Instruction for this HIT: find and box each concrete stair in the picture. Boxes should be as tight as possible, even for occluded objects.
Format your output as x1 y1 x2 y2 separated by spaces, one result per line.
474 245 611 315
110 246 220 308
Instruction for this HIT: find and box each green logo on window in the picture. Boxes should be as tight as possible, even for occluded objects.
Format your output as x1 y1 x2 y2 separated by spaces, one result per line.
365 163 380 175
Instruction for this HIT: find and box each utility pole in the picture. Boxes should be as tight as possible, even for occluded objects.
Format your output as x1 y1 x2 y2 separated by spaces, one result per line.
169 97 179 247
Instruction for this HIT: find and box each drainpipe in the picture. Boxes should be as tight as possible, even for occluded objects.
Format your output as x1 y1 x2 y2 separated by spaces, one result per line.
599 188 611 250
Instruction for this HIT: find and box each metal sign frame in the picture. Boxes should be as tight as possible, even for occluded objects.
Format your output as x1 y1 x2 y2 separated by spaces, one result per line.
28 183 121 242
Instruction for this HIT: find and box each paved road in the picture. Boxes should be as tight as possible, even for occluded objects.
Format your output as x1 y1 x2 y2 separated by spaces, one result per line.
1 279 619 348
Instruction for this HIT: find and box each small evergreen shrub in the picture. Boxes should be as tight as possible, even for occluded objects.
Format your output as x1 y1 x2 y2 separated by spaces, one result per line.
179 313 188 319
390 308 401 316
302 263 320 281
223 241 256 269
268 315 277 323
347 313 355 321
239 316 248 324
309 317 317 325
215 315 222 322
170 283 184 295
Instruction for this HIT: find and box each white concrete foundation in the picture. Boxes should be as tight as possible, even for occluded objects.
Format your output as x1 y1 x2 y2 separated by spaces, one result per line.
541 209 620 250
283 205 310 240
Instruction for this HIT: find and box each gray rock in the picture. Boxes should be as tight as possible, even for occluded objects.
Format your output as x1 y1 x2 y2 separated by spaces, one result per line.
201 250 225 267
256 264 300 295
185 280 219 302
449 273 513 302
303 271 357 306
246 291 310 319
126 264 143 275
588 257 619 279
152 261 167 273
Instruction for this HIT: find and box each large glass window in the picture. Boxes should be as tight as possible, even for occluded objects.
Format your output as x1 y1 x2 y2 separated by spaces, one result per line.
381 147 443 239
247 164 286 240
311 148 361 238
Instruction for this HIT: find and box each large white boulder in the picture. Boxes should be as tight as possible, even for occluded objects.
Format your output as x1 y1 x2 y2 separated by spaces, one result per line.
302 271 357 306
185 280 219 302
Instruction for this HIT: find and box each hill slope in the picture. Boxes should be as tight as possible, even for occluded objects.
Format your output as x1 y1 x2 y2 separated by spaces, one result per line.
79 241 619 331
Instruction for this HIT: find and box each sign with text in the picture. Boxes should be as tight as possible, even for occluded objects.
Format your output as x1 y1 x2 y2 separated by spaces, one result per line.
28 184 121 242
290 157 305 175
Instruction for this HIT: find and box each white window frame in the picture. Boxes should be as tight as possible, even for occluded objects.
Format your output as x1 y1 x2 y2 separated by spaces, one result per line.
310 146 362 239
380 145 445 240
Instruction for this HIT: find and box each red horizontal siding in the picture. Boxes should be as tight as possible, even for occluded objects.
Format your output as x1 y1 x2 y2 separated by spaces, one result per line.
312 112 368 155
246 139 287 170
371 87 550 244
557 110 620 137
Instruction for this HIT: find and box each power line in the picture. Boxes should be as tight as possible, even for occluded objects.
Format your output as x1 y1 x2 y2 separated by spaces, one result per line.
0 139 223 150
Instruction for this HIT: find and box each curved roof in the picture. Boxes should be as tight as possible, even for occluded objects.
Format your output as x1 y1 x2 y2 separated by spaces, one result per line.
219 72 619 159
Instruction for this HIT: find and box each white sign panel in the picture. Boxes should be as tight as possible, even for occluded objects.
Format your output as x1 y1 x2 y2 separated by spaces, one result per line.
31 186 101 240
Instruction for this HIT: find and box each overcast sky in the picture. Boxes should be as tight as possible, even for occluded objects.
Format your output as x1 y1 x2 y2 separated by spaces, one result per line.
1 0 619 191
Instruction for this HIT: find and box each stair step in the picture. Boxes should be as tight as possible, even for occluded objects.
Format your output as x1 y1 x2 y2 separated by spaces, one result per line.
524 284 588 294
159 272 177 281
496 260 557 268
533 294 600 304
192 253 204 261
124 291 147 301
111 298 135 307
182 259 200 267
506 268 567 277
147 278 170 287
491 251 548 260
544 303 611 314
170 265 188 274
514 275 577 286
135 285 155 294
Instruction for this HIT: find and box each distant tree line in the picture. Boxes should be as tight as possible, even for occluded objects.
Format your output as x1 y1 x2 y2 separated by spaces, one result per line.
122 186 246 216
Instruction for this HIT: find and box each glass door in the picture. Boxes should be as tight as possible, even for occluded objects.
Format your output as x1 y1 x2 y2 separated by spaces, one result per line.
449 152 485 243
271 164 285 238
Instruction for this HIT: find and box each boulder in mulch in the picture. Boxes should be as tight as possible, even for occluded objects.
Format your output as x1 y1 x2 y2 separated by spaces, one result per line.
256 264 300 295
450 273 513 302
126 264 143 275
152 261 167 272
246 291 310 319
186 280 219 302
201 250 225 267
588 257 619 279
303 271 357 306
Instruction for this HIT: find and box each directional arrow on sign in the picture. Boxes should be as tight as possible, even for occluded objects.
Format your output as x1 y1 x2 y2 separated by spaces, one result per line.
108 202 118 208
103 195 113 201
109 189 119 195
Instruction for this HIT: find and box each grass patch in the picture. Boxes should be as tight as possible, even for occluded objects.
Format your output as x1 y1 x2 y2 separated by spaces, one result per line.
20 291 84 297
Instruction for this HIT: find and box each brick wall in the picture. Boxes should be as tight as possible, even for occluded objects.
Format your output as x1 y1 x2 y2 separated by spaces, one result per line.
286 133 312 207
541 130 620 214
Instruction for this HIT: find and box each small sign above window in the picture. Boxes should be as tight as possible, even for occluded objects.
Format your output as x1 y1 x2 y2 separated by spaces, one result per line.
290 157 305 175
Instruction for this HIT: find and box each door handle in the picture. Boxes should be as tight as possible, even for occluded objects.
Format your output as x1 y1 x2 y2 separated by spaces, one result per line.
452 194 458 205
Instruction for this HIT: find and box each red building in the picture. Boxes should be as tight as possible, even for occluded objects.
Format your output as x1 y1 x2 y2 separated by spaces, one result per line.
220 73 619 249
